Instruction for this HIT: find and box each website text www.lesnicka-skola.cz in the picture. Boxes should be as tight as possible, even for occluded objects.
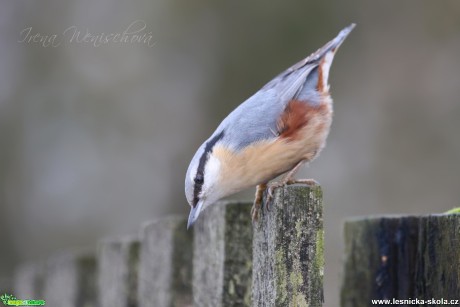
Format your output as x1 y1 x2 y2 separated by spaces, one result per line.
371 298 459 305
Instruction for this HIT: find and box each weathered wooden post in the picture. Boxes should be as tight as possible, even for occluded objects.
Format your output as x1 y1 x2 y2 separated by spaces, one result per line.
252 185 324 307
341 214 460 307
43 251 97 307
98 236 140 307
193 201 253 307
138 216 193 307
13 262 44 299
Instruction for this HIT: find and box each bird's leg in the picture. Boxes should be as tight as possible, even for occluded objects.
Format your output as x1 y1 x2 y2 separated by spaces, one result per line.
251 183 268 222
266 161 306 204
265 160 319 207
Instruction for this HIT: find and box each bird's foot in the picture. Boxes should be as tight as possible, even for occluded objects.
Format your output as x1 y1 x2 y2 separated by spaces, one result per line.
264 181 284 210
252 178 319 222
265 178 319 209
251 183 267 222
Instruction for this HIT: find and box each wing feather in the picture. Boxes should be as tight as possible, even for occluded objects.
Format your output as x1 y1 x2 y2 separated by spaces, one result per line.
211 24 355 151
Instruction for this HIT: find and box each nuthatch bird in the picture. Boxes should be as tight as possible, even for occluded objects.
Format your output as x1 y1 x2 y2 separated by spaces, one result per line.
185 24 355 228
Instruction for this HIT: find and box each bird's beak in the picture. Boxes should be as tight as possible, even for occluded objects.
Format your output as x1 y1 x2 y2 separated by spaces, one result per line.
187 200 204 229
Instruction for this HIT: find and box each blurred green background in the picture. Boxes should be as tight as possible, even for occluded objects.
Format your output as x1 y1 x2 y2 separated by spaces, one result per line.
1 0 460 305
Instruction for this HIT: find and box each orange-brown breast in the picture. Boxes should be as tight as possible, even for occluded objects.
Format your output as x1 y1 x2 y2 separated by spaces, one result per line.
214 98 332 197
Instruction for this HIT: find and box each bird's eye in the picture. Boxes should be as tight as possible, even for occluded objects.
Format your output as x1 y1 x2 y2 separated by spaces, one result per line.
194 174 204 184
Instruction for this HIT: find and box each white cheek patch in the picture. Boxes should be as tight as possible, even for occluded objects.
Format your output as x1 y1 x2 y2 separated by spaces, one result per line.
203 154 221 194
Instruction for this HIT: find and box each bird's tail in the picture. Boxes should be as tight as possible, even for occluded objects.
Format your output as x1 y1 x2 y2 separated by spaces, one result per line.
263 24 356 100
304 23 356 65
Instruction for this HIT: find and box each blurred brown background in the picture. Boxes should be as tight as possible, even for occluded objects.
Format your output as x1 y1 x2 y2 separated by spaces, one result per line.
1 0 460 305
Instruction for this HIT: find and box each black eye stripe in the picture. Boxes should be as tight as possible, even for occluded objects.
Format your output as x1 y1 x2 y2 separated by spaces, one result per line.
192 130 225 208
194 173 204 184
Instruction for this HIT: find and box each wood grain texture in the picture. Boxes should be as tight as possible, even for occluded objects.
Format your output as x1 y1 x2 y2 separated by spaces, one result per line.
341 215 460 306
193 201 253 307
43 251 96 307
98 236 140 307
138 216 192 307
252 185 324 307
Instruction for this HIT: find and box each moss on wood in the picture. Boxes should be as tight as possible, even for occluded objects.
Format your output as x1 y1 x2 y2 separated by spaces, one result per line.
253 185 324 307
193 201 253 307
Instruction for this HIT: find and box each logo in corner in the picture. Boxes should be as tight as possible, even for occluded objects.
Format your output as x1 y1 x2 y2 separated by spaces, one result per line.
1 294 45 306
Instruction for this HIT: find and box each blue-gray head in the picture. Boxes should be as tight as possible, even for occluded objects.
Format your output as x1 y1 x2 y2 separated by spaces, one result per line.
185 131 227 229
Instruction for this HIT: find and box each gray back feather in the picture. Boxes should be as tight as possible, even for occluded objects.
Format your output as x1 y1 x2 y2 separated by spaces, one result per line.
209 23 356 151
211 62 319 151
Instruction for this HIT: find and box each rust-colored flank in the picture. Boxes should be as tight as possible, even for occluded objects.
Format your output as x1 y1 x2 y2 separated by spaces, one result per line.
277 99 327 141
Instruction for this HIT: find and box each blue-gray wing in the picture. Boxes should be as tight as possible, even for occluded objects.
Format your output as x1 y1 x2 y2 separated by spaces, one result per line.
213 62 319 151
210 24 355 151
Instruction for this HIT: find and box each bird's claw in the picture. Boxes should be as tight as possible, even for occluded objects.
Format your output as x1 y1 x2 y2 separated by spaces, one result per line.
251 183 267 223
251 185 278 222
251 179 318 222
251 203 260 223
265 178 319 211
264 182 283 211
